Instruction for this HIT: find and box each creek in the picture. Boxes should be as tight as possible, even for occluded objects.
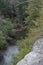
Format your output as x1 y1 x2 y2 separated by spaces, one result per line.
0 45 19 65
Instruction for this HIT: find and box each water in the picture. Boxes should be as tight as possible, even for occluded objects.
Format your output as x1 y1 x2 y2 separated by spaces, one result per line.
0 45 19 65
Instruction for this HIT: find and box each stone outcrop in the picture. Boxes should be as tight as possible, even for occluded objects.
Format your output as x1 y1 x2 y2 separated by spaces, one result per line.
17 38 43 65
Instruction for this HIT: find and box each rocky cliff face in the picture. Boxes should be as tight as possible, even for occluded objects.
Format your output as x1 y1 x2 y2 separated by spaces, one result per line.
17 38 43 65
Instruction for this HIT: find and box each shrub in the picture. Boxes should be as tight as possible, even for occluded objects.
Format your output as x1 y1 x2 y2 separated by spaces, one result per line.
19 47 29 59
12 55 20 65
0 31 6 49
0 20 13 35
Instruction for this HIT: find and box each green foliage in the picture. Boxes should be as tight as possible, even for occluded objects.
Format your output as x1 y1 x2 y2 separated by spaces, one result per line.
0 20 14 48
15 0 28 23
19 47 29 59
0 0 42 65
12 1 42 65
0 0 16 18
12 55 20 65
0 0 9 15
0 20 13 35
25 0 41 26
0 31 6 49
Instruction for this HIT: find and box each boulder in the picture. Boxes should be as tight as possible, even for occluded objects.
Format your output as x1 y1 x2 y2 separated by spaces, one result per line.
17 38 43 65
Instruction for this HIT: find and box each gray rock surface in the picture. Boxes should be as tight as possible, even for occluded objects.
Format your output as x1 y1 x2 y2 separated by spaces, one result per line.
17 38 43 65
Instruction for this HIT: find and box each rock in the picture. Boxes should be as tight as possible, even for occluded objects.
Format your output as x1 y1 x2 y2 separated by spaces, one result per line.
17 38 43 65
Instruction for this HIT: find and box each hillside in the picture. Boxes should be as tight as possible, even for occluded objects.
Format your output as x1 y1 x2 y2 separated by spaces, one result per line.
0 0 43 65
